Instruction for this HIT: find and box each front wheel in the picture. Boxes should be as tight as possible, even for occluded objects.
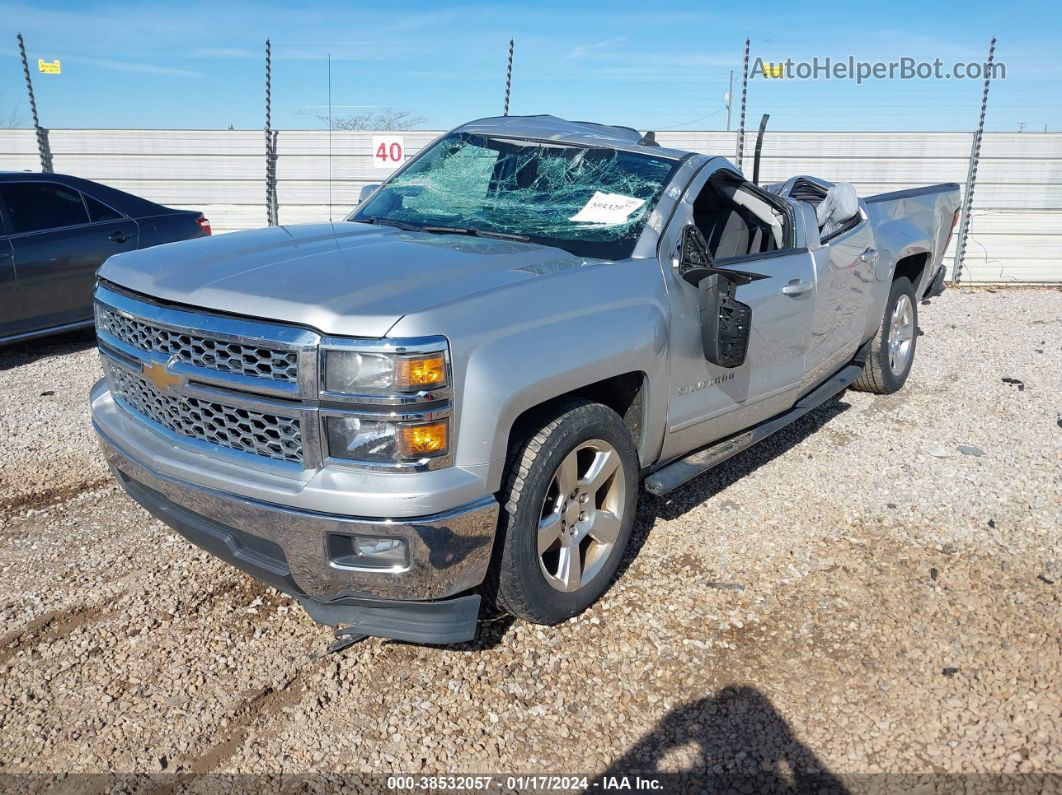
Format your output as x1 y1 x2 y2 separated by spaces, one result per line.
490 399 639 624
852 276 918 395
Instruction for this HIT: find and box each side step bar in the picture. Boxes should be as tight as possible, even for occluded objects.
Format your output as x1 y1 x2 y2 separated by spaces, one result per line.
644 364 863 496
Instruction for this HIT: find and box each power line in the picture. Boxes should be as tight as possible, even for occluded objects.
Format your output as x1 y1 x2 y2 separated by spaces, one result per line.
661 107 727 129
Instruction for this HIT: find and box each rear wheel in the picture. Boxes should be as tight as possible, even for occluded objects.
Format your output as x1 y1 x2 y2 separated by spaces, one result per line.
490 400 639 624
852 276 918 395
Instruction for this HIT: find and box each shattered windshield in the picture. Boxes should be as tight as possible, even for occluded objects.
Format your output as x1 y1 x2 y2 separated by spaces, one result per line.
350 132 679 259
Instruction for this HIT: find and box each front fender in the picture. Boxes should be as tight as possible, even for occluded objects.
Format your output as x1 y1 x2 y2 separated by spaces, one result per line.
468 301 667 489
388 257 671 493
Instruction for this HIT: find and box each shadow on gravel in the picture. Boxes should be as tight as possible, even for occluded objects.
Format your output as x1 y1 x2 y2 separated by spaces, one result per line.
591 686 848 793
616 396 851 584
0 326 96 371
384 601 515 653
456 602 517 652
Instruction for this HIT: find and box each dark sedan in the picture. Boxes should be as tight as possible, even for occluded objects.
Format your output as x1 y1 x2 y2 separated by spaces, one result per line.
0 172 210 345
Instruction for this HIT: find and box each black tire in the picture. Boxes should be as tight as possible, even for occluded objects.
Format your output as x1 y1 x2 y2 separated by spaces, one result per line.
490 399 639 624
852 276 918 395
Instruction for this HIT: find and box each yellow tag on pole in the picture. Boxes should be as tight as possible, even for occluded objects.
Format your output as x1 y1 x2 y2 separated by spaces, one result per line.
37 59 61 75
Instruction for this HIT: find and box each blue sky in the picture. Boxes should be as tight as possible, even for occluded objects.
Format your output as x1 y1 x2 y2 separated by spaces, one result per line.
1 0 1060 132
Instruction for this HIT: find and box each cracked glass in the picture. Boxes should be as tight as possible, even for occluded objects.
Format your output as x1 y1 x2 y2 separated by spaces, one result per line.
351 132 679 259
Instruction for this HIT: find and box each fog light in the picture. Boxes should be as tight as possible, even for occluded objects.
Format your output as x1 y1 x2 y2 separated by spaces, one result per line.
327 533 410 570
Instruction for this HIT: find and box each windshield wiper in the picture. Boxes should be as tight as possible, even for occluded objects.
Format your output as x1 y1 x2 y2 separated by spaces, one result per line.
422 225 531 243
359 218 531 242
357 217 422 232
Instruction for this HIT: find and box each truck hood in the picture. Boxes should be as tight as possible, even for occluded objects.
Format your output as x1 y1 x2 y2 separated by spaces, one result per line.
100 222 599 338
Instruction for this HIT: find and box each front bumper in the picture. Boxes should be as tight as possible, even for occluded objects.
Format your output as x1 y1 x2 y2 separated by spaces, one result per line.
96 414 499 645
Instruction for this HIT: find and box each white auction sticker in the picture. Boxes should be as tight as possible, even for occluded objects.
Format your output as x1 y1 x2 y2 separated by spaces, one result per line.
372 136 405 169
569 191 646 224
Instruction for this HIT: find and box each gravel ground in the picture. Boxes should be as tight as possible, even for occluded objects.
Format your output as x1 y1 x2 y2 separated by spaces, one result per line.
0 288 1059 787
0 328 108 519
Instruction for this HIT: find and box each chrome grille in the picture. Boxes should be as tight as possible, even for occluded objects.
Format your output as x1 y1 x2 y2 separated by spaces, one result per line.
106 362 303 464
97 306 299 383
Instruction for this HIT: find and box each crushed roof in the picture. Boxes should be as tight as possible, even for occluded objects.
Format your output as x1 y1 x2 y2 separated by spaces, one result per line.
455 114 693 160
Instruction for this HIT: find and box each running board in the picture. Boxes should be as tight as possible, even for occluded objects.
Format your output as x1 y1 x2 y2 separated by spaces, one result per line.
644 364 863 496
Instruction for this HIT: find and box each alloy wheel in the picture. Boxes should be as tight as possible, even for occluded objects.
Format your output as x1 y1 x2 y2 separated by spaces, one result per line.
888 293 915 375
537 439 627 593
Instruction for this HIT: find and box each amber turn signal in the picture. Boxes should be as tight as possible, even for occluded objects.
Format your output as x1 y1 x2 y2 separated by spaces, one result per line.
397 420 449 457
395 353 447 389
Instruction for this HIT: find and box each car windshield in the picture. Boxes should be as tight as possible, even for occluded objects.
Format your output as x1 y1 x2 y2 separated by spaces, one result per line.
349 132 680 259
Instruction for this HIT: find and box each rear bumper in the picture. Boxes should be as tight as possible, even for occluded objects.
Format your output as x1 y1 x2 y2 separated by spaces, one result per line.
96 424 498 644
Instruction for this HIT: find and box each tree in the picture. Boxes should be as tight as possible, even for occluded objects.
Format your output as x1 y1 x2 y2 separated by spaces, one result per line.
302 107 426 131
0 97 24 128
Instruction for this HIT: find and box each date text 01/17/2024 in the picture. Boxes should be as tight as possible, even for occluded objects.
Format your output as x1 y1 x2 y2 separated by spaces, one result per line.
386 775 665 791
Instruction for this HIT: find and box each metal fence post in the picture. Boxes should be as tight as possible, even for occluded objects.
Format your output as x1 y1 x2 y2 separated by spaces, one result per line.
17 33 53 173
503 38 514 116
264 38 277 227
735 38 750 169
952 36 997 285
270 130 279 225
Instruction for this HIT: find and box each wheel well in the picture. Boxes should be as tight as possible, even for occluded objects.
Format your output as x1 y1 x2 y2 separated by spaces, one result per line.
507 372 647 464
893 252 930 291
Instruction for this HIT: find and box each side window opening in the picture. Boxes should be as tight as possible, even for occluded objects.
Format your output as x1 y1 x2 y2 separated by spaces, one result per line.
816 183 862 241
0 182 90 234
84 193 123 223
691 171 789 261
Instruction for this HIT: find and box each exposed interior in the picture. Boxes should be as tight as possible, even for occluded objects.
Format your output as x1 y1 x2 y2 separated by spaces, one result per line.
785 178 828 208
815 182 861 239
783 178 862 242
691 170 788 260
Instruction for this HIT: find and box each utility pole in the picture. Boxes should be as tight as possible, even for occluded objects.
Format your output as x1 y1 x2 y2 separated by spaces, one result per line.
726 70 733 132
735 38 750 168
952 36 997 286
17 32 53 172
503 38 514 116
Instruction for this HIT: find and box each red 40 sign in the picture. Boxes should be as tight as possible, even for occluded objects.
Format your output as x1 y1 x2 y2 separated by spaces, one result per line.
372 136 405 169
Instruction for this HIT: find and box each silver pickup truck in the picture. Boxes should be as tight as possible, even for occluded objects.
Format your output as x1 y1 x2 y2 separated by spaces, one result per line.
90 115 960 645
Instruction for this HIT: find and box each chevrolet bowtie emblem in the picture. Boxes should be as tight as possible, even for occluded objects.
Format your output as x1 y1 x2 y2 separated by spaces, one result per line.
142 361 182 392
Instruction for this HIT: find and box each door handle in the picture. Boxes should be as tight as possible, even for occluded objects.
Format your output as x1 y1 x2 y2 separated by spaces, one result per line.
860 247 878 262
0 249 10 259
109 230 132 243
781 278 813 296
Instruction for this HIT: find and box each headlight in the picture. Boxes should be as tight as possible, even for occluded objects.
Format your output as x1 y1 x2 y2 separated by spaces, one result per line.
319 337 452 468
324 415 449 463
324 351 395 392
322 344 448 396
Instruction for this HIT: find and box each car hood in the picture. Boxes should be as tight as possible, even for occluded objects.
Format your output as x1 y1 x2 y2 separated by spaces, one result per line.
100 222 601 337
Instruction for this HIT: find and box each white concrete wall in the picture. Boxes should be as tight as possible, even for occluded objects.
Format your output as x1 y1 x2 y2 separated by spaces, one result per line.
1 128 1059 283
